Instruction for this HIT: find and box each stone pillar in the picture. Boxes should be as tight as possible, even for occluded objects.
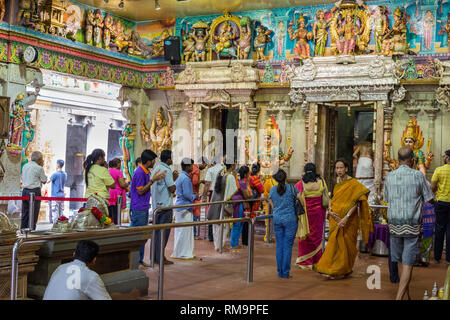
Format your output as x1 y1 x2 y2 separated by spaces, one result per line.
424 104 440 176
382 101 395 179
300 101 310 164
374 101 385 201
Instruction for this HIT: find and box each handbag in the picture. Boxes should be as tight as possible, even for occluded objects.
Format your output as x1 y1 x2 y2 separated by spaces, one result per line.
223 203 234 218
321 178 330 209
289 184 305 216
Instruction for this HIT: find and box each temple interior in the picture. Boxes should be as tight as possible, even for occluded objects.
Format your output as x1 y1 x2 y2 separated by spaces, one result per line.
0 0 450 301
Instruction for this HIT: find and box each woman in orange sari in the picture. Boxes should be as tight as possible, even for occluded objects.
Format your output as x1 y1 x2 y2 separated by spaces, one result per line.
315 158 373 279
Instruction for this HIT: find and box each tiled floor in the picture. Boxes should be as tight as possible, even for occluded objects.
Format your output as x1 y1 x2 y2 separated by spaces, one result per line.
136 231 449 300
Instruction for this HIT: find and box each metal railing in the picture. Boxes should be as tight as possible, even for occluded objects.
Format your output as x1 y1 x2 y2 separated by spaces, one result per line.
10 198 273 300
150 198 271 268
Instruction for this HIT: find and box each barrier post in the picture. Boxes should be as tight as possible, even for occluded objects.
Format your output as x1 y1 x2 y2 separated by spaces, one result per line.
117 195 122 227
150 209 158 268
158 228 166 300
218 204 224 254
29 193 35 230
246 218 255 283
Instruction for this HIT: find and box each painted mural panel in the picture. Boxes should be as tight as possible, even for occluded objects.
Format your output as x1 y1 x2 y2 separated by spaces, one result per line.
176 0 450 62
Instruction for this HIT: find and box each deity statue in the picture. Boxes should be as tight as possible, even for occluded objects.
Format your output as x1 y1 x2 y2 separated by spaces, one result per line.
279 61 294 84
385 117 433 177
85 8 95 44
0 0 6 22
152 30 170 57
140 107 173 155
213 21 236 55
16 0 37 26
103 13 113 49
254 24 272 61
275 20 286 58
111 19 130 52
93 9 104 48
182 30 195 62
371 5 388 54
192 21 209 62
313 9 332 57
245 116 294 177
336 13 359 55
119 124 135 182
159 66 175 86
21 111 35 170
7 94 26 156
288 15 312 59
382 7 408 56
238 19 252 60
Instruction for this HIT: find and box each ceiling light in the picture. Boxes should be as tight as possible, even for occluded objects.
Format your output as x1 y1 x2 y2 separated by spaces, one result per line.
118 0 124 8
155 0 161 10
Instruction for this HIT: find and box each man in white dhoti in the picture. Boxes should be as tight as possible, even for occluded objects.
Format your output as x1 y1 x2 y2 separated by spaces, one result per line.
171 158 197 259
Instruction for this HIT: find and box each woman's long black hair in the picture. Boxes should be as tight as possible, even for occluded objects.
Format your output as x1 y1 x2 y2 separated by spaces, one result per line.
251 162 260 176
214 163 234 194
239 166 249 180
273 169 287 196
302 163 321 183
83 149 105 186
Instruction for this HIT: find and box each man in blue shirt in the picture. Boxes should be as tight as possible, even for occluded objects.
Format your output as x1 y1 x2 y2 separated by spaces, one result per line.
130 149 166 269
151 150 176 265
171 158 197 259
49 160 67 223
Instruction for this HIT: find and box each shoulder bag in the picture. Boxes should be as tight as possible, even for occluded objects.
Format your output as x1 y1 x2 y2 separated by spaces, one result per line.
321 178 330 209
289 184 305 216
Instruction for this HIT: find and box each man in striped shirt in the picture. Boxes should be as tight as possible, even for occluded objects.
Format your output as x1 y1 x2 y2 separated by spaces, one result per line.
431 149 450 264
384 147 434 300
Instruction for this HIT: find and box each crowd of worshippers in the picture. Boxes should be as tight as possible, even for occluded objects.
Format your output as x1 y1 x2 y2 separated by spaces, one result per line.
21 147 450 300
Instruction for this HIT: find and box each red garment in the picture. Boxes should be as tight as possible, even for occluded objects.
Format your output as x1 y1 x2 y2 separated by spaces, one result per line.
248 175 265 216
189 164 201 195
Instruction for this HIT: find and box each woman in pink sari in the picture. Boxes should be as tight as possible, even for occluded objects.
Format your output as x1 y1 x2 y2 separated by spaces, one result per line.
295 163 329 270
108 158 129 224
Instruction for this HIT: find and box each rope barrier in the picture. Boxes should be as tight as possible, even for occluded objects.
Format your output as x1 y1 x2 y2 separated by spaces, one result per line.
0 195 116 203
0 196 30 201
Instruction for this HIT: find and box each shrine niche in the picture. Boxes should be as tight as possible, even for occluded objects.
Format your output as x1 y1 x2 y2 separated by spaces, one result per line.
208 12 241 60
140 107 173 155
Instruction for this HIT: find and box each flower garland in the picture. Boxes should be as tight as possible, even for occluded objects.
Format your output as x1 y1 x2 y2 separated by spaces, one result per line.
57 216 68 222
78 207 113 225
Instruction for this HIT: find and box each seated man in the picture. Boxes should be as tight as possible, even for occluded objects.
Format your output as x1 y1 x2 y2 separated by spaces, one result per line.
43 240 111 300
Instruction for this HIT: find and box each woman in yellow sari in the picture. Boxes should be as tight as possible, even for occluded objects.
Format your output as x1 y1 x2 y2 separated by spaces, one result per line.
315 158 373 279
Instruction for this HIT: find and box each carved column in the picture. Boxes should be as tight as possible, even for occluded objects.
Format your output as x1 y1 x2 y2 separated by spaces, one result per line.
424 104 440 173
405 99 421 119
301 101 310 164
383 101 395 179
307 103 317 163
374 101 385 202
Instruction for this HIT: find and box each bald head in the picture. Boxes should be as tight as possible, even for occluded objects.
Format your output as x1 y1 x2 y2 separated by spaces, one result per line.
398 146 414 165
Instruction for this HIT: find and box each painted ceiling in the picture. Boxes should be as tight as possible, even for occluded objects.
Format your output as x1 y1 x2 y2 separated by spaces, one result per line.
75 0 339 22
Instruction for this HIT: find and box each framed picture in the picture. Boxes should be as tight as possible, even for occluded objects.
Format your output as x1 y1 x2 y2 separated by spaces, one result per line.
0 96 10 139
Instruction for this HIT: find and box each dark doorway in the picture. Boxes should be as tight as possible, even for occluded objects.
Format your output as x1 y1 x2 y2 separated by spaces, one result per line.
221 108 240 163
107 129 123 162
65 125 87 211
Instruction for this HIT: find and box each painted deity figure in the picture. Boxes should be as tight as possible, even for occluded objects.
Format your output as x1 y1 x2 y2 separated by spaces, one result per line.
288 15 311 59
64 5 82 41
7 94 26 155
337 14 358 55
192 23 209 62
214 21 236 55
275 21 286 58
438 13 450 53
254 25 271 61
93 9 104 47
423 10 434 51
103 13 113 49
382 7 408 56
85 9 95 44
313 9 331 57
371 5 388 54
238 21 252 59
16 0 36 26
140 107 173 155
119 124 135 182
401 118 433 176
